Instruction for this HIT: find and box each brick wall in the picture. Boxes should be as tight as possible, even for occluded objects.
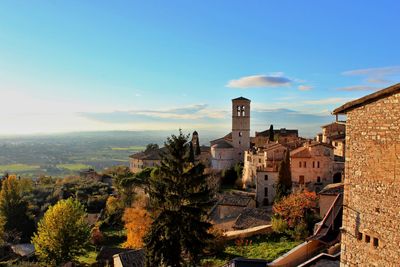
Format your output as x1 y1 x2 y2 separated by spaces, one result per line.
340 92 400 266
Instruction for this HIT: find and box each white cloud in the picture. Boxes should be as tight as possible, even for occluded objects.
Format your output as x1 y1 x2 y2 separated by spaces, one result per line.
298 85 313 91
226 74 292 88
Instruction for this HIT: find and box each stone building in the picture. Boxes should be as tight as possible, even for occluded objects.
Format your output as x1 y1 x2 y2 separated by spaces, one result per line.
129 147 164 173
242 143 287 205
210 97 251 170
318 122 346 158
253 126 299 148
333 83 400 266
290 142 344 192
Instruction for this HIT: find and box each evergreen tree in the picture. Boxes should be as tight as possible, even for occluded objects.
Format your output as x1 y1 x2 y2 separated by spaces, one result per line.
0 175 35 242
32 198 90 265
144 131 213 267
275 149 292 202
269 124 274 141
194 136 201 156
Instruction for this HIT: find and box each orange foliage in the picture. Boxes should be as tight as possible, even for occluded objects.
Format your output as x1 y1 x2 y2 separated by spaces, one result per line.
122 207 152 249
90 226 104 245
272 190 318 228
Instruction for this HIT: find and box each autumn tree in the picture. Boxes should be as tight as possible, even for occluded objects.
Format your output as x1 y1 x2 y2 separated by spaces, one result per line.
123 205 152 249
274 149 292 202
144 131 213 267
32 198 90 265
272 190 319 240
0 175 35 242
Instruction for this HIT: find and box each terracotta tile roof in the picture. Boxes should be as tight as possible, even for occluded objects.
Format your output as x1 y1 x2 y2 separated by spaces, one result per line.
233 208 271 230
129 147 167 160
219 195 253 207
333 83 400 114
211 139 234 149
290 147 311 158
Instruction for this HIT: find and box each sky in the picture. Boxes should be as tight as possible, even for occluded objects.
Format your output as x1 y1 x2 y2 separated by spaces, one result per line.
1 1 400 137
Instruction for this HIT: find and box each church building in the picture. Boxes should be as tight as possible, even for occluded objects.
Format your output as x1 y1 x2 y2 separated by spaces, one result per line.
210 97 251 170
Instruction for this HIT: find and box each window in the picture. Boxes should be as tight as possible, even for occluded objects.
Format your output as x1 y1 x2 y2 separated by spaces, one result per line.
365 235 371 243
258 158 261 163
263 198 269 206
357 232 363 241
317 176 321 183
239 132 243 137
299 162 302 168
313 161 315 168
239 141 241 145
299 175 305 184
264 187 268 196
373 237 379 247
317 161 320 168
264 174 268 180
304 161 307 168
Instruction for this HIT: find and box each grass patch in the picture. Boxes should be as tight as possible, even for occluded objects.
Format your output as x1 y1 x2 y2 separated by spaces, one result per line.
0 163 40 173
111 146 146 151
57 163 92 171
201 234 301 266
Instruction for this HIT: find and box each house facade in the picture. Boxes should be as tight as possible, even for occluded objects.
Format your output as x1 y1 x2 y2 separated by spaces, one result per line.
333 83 400 266
290 142 343 192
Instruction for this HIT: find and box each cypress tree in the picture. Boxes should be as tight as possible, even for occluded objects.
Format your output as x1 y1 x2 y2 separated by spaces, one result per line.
269 124 274 142
275 149 292 202
144 131 213 267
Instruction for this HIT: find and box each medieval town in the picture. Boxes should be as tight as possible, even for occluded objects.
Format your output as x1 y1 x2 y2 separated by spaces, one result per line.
1 2 399 267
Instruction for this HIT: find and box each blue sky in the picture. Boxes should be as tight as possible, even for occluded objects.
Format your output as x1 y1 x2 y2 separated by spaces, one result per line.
1 1 400 136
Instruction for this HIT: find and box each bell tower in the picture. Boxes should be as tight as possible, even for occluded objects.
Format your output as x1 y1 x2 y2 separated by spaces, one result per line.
232 97 251 161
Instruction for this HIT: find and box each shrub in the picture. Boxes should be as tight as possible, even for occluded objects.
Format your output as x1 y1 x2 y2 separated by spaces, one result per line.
271 217 288 234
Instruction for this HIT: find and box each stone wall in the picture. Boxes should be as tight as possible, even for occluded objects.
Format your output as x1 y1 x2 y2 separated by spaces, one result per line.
340 92 400 266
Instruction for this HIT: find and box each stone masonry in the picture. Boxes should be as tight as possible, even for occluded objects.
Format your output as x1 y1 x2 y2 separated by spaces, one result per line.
334 85 400 267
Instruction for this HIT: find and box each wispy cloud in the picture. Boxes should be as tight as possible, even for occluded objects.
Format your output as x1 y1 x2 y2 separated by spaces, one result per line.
298 85 313 91
366 78 390 84
226 74 292 88
342 66 400 77
336 85 378 91
303 97 352 105
79 104 229 124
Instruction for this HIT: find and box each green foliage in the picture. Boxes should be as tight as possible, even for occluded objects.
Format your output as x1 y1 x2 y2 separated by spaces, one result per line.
32 198 90 265
0 175 35 243
145 143 159 152
201 233 301 266
221 163 243 188
54 176 111 212
144 131 213 267
271 217 288 234
274 150 292 202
